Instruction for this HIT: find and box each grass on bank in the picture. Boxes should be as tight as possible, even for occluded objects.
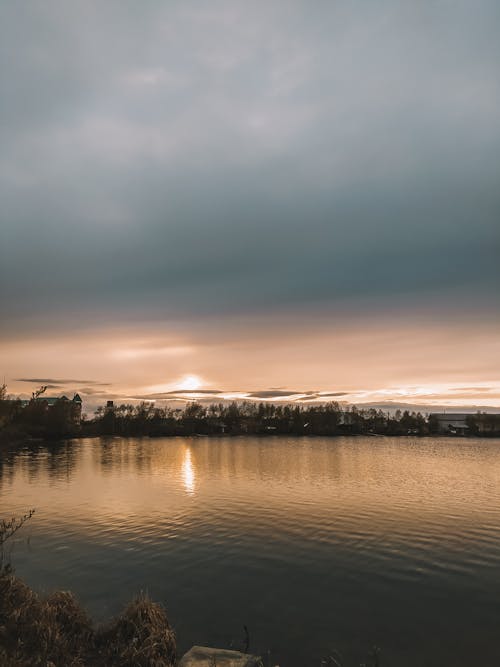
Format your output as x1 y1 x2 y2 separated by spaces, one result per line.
0 568 176 667
0 509 176 666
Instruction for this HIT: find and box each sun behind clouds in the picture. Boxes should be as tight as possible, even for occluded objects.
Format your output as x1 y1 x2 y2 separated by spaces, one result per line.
177 375 203 391
143 374 204 396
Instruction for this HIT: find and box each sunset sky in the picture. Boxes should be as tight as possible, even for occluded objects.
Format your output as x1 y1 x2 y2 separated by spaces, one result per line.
1 1 499 410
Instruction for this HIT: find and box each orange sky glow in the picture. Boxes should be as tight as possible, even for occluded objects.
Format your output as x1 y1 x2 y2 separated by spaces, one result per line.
2 310 500 411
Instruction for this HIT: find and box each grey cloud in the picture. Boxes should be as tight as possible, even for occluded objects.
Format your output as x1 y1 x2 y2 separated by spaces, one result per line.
247 390 314 399
77 387 114 396
1 1 499 333
15 378 110 385
299 394 349 402
130 390 225 400
251 390 347 399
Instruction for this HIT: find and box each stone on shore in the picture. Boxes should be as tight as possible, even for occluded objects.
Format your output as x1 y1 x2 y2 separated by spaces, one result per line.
179 645 263 666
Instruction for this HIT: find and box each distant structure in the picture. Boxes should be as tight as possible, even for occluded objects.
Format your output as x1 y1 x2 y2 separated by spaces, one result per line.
429 412 500 436
473 413 500 436
68 393 83 426
45 393 82 427
429 413 470 435
20 393 83 427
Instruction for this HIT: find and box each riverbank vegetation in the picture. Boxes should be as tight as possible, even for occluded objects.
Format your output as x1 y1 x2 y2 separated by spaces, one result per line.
0 512 176 666
0 570 176 667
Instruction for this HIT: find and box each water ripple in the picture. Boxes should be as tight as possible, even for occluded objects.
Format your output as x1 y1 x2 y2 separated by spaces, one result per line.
2 435 500 666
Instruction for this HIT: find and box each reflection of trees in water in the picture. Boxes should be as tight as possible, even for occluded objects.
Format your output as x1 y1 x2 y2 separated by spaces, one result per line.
170 437 344 487
93 438 153 476
0 435 418 497
134 440 152 474
26 447 47 484
45 442 78 482
87 436 345 489
86 436 346 494
0 452 16 491
95 437 116 473
0 442 80 488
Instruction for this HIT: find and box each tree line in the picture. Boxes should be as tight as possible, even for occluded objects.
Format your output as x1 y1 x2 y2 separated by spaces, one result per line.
88 400 428 437
2 383 499 440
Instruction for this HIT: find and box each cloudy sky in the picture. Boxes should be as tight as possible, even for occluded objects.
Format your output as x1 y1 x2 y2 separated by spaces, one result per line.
1 1 499 409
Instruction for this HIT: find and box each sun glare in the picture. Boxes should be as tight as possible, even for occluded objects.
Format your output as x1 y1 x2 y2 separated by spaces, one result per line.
177 375 203 391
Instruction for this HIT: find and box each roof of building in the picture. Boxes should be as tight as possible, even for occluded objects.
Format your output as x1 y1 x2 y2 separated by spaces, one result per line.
429 413 474 420
17 395 82 406
42 397 61 405
33 395 72 405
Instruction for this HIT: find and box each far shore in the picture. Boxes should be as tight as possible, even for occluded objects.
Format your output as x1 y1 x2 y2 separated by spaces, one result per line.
2 393 500 447
2 429 500 455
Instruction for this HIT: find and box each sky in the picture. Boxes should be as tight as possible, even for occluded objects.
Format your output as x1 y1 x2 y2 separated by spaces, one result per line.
1 1 499 411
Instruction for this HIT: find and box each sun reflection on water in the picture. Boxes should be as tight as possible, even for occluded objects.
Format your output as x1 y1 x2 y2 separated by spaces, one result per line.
182 446 196 495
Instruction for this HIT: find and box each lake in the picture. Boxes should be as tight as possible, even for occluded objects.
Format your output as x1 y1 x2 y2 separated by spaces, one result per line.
1 435 500 666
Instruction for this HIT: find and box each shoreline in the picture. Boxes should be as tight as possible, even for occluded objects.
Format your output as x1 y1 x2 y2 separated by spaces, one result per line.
3 430 500 447
2 429 500 450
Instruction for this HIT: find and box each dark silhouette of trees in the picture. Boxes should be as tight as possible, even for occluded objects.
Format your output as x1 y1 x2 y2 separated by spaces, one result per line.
0 386 81 440
85 400 440 438
2 382 498 441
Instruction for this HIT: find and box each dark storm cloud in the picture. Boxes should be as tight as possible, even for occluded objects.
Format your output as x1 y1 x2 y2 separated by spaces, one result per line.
1 1 499 333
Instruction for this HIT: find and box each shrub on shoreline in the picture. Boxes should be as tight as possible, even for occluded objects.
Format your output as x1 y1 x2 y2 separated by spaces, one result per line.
0 569 176 667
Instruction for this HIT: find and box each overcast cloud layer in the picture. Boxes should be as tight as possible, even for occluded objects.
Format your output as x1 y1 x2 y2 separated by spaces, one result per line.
1 1 499 405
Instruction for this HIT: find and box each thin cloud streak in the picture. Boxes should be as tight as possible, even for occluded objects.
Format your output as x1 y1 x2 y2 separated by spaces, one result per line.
14 378 110 386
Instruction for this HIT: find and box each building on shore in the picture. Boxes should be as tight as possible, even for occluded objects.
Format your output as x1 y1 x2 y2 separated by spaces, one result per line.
19 393 83 427
429 412 500 436
429 413 470 435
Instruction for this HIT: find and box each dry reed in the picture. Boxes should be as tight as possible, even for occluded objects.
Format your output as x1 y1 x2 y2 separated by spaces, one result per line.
0 569 176 666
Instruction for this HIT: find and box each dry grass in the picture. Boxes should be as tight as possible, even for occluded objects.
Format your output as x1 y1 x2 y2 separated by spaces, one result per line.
97 594 177 666
0 569 176 666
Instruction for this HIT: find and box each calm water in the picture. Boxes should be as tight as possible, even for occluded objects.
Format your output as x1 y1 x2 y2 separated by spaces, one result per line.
1 436 500 666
